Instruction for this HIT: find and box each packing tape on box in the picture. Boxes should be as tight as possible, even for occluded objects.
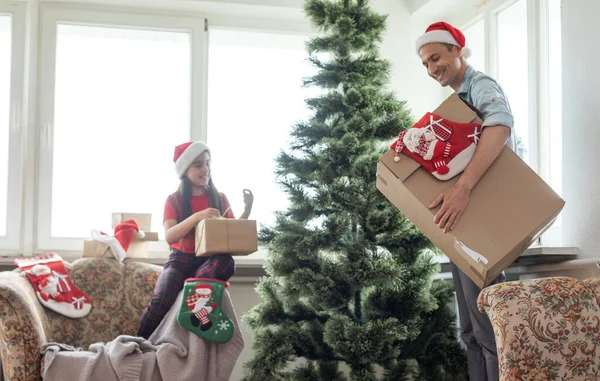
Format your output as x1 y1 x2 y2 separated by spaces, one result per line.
454 239 489 265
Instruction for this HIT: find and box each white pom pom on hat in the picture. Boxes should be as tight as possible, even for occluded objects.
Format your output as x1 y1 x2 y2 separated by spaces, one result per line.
415 21 471 58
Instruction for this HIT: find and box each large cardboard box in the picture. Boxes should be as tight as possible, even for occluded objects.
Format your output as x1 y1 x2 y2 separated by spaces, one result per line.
195 219 258 257
376 94 565 288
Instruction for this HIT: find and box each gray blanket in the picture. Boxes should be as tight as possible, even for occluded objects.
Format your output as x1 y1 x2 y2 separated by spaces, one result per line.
41 290 244 381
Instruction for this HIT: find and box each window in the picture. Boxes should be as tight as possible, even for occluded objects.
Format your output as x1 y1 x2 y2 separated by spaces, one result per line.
462 18 486 74
37 8 206 251
497 0 530 165
458 0 562 245
460 0 560 172
3 1 322 257
539 0 562 238
547 0 562 198
0 2 25 251
206 28 318 250
0 14 10 237
0 0 565 256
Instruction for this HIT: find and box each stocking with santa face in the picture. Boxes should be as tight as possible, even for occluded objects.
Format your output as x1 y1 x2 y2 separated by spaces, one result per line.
390 112 482 181
177 278 234 344
15 253 92 318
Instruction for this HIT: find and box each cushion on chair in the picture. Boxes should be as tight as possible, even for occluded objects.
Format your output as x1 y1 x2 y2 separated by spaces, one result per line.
43 258 162 348
478 276 600 380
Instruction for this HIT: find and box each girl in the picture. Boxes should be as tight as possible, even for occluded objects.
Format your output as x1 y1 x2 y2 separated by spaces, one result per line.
137 141 253 339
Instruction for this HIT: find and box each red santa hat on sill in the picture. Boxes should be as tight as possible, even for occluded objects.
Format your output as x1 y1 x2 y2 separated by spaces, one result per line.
90 219 145 262
415 21 471 58
174 141 211 178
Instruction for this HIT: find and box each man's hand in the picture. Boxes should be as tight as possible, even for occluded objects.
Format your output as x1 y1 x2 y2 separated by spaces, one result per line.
429 183 471 233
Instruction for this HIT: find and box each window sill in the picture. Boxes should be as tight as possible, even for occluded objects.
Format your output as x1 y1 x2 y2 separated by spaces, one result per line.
434 245 578 271
0 245 579 282
0 251 266 283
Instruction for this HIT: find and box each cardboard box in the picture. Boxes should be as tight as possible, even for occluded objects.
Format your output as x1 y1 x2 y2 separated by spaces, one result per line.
127 231 158 258
112 212 152 232
125 241 150 258
195 218 258 256
82 239 150 259
139 231 159 241
82 240 113 258
376 94 565 288
82 231 158 260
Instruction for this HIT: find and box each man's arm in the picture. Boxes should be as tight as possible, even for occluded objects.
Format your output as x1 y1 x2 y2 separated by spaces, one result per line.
456 125 510 191
429 125 509 233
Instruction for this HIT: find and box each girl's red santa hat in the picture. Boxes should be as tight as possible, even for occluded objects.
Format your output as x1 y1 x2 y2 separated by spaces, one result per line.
174 141 211 178
415 21 471 58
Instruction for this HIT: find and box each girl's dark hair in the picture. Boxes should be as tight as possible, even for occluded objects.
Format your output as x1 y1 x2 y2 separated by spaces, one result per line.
177 176 223 223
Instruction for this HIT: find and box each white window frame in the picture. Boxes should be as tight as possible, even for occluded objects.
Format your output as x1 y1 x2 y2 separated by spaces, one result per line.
0 1 26 251
36 5 208 253
459 0 561 246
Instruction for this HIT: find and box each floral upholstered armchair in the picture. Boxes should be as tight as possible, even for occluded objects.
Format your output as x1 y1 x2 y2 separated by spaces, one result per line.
0 257 162 381
478 276 600 380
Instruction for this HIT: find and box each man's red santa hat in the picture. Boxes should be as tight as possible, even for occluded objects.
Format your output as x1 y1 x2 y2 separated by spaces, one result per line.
173 141 210 178
415 21 471 58
90 219 144 262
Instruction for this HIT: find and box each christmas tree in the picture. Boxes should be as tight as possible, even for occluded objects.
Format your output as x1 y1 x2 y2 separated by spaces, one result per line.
242 0 468 380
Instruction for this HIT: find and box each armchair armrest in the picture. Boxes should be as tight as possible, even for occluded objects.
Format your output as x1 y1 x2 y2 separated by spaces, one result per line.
0 271 52 381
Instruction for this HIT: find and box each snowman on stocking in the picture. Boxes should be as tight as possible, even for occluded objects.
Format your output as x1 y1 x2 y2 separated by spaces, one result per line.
15 253 92 318
187 283 218 331
391 112 482 181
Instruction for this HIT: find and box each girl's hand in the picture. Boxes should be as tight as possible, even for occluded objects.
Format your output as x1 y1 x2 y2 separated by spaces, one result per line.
194 208 221 223
243 189 254 212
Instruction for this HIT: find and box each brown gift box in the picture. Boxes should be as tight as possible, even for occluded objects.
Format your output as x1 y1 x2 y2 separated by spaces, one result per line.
141 232 159 241
195 218 258 257
112 212 152 232
376 94 565 288
82 240 112 258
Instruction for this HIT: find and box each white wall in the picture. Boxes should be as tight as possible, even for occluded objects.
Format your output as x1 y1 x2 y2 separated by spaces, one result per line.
559 0 600 276
227 280 262 380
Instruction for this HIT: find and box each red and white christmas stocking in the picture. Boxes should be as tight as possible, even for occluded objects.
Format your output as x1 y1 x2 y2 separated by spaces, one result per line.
390 112 482 181
15 253 92 318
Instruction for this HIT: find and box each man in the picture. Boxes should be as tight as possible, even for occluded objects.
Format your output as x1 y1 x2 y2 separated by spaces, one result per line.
415 21 517 381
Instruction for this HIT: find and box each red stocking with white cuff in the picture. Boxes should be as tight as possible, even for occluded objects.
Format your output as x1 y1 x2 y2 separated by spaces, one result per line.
15 253 92 318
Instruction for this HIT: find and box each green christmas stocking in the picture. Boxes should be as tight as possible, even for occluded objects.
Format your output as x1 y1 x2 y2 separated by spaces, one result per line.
177 278 234 344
